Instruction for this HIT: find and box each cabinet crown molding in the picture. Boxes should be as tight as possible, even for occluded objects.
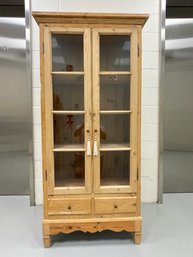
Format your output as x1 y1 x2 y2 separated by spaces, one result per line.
33 12 149 27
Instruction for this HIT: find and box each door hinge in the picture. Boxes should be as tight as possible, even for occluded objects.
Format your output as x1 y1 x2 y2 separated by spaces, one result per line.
138 44 140 57
137 168 139 180
45 170 47 181
42 42 44 54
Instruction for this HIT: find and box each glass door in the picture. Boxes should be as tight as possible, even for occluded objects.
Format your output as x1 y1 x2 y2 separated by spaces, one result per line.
44 27 92 195
92 28 138 193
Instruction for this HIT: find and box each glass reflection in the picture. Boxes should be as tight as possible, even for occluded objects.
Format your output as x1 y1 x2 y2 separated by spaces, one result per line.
100 151 130 186
53 75 84 111
100 115 130 144
53 114 84 145
100 35 130 71
52 34 83 71
54 152 85 187
100 75 130 110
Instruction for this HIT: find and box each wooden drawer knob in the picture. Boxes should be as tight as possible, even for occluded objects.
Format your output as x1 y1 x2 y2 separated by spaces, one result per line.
68 205 71 210
114 204 118 209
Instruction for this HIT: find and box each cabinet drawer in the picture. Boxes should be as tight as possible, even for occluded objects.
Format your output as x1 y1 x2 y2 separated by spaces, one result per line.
95 197 136 214
48 198 91 215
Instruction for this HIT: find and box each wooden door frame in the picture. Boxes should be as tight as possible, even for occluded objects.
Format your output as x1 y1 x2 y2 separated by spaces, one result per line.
43 26 92 195
92 27 139 194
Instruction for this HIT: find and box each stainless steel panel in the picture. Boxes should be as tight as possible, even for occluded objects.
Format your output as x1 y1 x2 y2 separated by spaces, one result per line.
164 18 193 192
0 17 30 194
25 0 34 205
165 19 193 151
158 0 166 203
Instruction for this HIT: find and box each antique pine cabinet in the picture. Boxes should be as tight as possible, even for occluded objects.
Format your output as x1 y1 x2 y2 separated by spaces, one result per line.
33 12 148 247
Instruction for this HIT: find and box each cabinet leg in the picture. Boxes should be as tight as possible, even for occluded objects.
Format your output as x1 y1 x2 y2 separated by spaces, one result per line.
43 235 51 248
134 231 141 244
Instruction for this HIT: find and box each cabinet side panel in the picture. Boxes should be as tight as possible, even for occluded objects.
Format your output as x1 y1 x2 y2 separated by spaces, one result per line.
136 26 142 216
44 27 55 196
40 24 48 217
130 28 138 192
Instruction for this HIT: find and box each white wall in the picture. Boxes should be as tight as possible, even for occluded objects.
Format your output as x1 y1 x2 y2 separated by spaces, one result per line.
31 0 160 204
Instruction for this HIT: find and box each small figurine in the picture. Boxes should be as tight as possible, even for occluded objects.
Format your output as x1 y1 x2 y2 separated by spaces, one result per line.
66 64 73 71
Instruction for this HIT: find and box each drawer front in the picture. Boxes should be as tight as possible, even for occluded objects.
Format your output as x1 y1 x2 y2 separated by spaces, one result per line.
48 198 91 215
95 197 136 214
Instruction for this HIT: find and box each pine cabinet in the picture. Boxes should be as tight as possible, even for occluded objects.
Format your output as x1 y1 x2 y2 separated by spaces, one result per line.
33 12 148 247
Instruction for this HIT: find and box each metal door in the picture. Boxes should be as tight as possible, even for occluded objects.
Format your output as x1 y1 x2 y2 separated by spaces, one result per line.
0 17 30 194
164 18 193 192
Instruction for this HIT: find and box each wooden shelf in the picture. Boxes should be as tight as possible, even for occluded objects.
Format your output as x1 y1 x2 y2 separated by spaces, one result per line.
100 110 131 115
99 71 131 75
51 71 84 75
101 178 130 186
55 179 85 187
100 143 131 151
52 111 85 115
53 144 85 152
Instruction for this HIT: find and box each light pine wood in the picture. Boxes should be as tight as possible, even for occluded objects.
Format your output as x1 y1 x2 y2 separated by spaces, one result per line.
43 236 51 248
94 197 136 214
129 28 138 193
53 187 88 195
100 143 131 151
83 28 92 194
134 231 142 244
93 27 136 195
33 12 148 27
44 26 91 196
136 26 142 217
98 186 132 194
92 28 101 194
100 110 131 114
54 179 84 187
33 11 148 247
52 111 85 114
99 71 131 75
40 23 49 219
53 144 85 152
48 197 91 215
51 71 84 75
46 26 88 34
99 179 130 186
43 26 55 195
43 224 52 248
43 216 142 236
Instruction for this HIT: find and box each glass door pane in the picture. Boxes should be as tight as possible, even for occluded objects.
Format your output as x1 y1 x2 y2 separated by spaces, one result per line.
100 151 130 186
100 35 130 71
54 152 85 187
93 28 137 193
100 75 130 110
53 74 84 111
45 28 91 194
52 34 83 71
100 114 130 145
53 113 85 147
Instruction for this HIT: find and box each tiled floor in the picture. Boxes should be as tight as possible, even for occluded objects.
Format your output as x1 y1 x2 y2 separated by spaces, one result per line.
0 194 193 257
